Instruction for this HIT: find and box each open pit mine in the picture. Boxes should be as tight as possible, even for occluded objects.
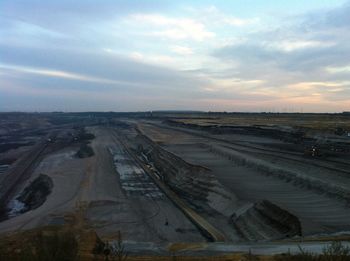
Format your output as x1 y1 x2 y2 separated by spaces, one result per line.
0 112 350 258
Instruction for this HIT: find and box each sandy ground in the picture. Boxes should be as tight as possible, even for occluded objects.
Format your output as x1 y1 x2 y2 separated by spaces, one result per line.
138 122 350 236
0 127 204 242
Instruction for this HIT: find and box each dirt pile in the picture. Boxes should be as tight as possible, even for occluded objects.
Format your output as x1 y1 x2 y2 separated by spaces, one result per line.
75 128 95 158
17 174 53 211
76 144 94 158
233 200 301 241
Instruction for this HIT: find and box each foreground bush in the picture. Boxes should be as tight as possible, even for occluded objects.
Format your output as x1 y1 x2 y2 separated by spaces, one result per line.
0 230 78 261
274 241 350 261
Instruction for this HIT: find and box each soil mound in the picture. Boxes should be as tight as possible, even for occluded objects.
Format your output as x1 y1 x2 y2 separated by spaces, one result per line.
17 174 53 211
76 144 94 158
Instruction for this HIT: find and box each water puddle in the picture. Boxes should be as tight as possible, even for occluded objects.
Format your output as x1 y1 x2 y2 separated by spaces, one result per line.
7 198 26 218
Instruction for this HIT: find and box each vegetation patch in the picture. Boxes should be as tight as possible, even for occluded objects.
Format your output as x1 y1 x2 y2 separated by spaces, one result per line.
274 241 350 261
0 227 349 261
0 227 78 261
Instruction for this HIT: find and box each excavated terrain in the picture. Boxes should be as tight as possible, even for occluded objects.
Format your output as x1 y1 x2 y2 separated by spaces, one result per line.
232 200 302 241
1 113 350 253
115 125 305 242
136 120 350 240
134 133 238 216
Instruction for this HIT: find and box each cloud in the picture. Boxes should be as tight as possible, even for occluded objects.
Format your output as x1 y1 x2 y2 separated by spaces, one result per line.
170 45 193 55
1 0 350 112
186 5 259 27
267 40 335 52
209 1 350 111
302 1 350 30
327 65 350 74
0 45 184 86
223 17 257 26
0 18 69 48
127 14 215 41
0 64 124 85
0 0 171 28
0 44 227 111
213 2 350 74
131 52 178 66
213 39 346 74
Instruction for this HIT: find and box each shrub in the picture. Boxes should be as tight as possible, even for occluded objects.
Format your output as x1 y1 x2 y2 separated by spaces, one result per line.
0 230 78 261
274 242 350 261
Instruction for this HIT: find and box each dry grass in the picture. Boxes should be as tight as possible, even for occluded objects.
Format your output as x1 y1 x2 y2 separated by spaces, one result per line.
104 255 268 261
168 242 207 252
0 225 79 260
0 226 349 261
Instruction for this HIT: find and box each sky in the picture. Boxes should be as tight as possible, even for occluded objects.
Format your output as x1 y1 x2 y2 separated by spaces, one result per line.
1 0 350 112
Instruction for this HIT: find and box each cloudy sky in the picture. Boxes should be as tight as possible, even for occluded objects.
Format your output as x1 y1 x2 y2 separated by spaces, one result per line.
1 0 350 112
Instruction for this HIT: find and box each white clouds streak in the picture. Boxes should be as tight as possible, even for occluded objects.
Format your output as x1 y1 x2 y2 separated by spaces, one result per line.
1 0 350 112
0 64 125 85
170 45 193 55
126 14 215 41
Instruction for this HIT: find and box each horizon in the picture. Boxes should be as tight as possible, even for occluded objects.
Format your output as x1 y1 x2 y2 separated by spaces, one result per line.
1 0 350 112
0 110 350 115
